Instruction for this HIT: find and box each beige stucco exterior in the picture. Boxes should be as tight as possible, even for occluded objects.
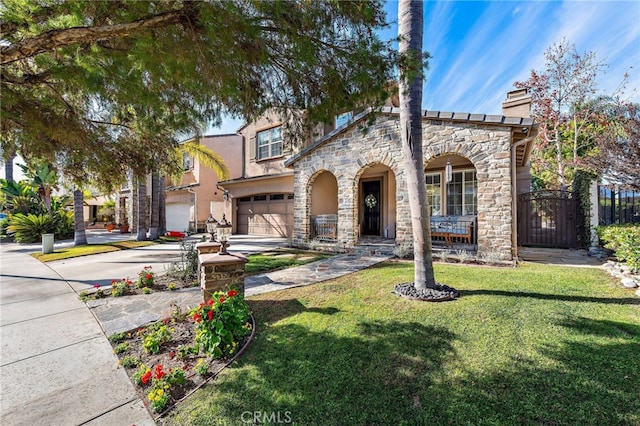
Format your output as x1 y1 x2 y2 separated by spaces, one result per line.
165 134 243 232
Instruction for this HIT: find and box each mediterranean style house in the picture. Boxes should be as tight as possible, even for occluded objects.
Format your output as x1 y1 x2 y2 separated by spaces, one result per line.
115 134 242 235
220 89 537 260
164 134 242 233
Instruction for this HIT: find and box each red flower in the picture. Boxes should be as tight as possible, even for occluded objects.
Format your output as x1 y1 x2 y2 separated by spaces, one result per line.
193 313 202 323
93 284 101 289
219 296 226 304
154 365 165 380
141 370 152 384
145 274 153 280
227 289 238 298
207 310 213 321
207 298 214 306
162 317 170 325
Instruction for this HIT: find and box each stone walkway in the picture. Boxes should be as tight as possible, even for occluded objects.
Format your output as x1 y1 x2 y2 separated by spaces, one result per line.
87 252 392 336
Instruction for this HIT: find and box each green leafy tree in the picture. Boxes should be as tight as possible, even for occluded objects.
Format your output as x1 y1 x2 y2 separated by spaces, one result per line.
515 40 606 190
2 0 395 186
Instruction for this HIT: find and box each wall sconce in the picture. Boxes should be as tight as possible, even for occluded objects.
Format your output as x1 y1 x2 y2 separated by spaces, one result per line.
216 214 232 255
205 214 218 242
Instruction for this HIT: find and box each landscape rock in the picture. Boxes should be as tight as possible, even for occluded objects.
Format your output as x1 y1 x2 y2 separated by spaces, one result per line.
621 278 637 288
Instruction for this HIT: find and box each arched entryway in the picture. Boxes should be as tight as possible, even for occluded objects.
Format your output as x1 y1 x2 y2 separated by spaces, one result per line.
425 154 478 248
356 164 396 240
309 170 338 241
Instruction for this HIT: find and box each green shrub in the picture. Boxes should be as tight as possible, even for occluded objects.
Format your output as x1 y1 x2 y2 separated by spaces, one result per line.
6 213 59 243
6 210 74 243
596 224 640 272
53 209 74 240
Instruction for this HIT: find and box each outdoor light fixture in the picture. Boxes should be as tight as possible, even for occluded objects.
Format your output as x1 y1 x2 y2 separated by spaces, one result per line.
216 214 232 255
205 214 218 242
445 160 452 184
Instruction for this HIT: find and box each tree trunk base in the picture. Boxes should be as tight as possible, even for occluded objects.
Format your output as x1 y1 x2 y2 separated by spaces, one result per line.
393 282 460 302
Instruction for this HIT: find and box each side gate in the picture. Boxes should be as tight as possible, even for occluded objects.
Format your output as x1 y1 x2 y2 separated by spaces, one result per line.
517 191 578 248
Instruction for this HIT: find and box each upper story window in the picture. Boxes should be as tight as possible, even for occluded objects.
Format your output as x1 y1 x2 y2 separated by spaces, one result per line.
183 152 192 171
257 126 283 160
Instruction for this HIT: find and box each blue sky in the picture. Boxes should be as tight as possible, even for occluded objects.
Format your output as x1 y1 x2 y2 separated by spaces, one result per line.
212 0 639 133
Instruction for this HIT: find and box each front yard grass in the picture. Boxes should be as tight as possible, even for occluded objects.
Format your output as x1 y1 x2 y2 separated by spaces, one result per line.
164 261 640 426
32 240 155 262
244 250 333 275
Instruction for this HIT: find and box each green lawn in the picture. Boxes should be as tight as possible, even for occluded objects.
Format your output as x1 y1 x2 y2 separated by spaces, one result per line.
32 240 155 262
165 261 640 426
244 250 333 275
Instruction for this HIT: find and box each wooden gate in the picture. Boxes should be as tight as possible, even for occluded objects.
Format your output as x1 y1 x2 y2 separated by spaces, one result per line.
517 191 578 248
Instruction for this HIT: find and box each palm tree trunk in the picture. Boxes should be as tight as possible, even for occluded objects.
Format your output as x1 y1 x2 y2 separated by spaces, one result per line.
73 189 88 246
4 154 15 183
158 176 166 236
136 177 148 241
149 172 160 240
398 0 436 290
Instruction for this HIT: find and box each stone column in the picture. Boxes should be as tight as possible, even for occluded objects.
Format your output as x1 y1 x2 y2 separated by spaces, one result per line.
199 252 248 302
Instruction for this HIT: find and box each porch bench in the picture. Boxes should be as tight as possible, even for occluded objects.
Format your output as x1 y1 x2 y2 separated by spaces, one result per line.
430 216 474 246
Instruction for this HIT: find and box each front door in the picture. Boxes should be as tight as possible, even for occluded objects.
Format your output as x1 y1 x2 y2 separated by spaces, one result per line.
362 180 381 236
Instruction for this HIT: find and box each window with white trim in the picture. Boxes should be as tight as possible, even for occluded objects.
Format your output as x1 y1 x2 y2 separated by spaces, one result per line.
425 173 442 216
257 126 283 160
446 170 477 216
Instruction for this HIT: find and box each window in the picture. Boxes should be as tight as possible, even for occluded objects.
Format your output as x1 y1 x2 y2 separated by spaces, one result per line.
182 152 192 171
425 173 442 216
253 195 267 201
270 194 285 200
446 170 477 216
257 126 283 160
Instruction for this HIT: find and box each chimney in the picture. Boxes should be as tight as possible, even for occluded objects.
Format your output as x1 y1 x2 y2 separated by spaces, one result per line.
502 89 532 118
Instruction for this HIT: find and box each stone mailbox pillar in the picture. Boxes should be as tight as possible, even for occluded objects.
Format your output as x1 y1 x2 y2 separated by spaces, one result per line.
195 241 222 255
199 252 248 302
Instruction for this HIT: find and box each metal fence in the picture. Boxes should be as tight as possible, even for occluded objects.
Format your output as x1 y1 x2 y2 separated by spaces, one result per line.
598 186 640 225
311 214 338 241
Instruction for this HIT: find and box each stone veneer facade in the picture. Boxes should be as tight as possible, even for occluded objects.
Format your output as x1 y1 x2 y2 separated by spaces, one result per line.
288 111 525 260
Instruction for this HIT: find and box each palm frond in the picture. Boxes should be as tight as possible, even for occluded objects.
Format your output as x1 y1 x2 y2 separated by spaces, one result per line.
180 141 230 181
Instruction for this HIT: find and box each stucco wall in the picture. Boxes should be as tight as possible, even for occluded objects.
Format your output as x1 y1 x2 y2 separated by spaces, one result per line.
291 113 515 259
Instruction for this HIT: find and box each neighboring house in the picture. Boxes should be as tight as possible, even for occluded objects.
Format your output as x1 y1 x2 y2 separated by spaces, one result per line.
284 89 537 260
115 134 242 235
164 134 243 233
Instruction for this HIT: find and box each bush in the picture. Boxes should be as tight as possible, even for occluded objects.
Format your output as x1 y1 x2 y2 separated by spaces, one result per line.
6 213 59 243
596 224 640 272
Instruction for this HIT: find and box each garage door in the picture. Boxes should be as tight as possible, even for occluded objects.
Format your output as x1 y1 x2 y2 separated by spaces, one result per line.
237 194 293 237
166 203 191 233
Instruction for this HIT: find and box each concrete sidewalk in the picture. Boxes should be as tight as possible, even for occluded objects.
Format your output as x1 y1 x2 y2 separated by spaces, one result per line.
0 245 155 425
1 233 390 425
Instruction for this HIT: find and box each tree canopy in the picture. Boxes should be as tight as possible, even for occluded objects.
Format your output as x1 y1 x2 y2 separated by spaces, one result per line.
1 0 395 185
515 39 638 191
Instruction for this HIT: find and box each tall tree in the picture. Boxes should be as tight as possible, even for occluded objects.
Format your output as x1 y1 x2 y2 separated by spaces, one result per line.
588 98 640 190
515 40 604 190
136 176 147 241
72 189 87 246
2 0 395 185
396 0 457 300
149 173 161 241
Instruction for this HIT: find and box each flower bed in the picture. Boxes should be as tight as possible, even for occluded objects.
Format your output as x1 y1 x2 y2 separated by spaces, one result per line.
108 289 254 418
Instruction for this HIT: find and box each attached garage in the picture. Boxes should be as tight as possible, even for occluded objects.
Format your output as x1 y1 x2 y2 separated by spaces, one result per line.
236 194 294 237
166 203 191 233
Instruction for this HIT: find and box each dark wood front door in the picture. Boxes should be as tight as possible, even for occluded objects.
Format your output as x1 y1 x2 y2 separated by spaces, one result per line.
362 180 381 235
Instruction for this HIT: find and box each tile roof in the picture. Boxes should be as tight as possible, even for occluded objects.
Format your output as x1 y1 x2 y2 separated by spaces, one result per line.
285 107 535 167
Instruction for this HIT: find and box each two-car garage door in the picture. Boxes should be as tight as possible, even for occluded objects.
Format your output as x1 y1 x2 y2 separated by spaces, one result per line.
236 194 293 237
